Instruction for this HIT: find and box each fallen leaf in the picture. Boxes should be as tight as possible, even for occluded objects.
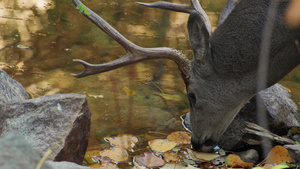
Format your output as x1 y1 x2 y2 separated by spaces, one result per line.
160 163 186 169
148 139 177 153
122 86 136 96
265 146 294 164
84 150 102 164
104 134 138 150
225 154 254 168
88 163 101 168
155 93 182 101
167 131 191 144
134 152 165 168
163 151 181 162
187 148 220 162
99 163 119 169
184 164 198 169
271 164 295 169
100 147 128 163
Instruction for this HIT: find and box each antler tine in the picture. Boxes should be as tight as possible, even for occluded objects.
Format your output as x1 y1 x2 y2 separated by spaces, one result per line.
136 2 193 13
137 0 212 34
190 0 212 34
71 0 190 81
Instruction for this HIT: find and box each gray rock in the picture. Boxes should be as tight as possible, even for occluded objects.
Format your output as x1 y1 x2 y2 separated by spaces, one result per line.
183 84 299 150
0 132 52 169
284 144 300 163
46 161 92 169
0 93 91 164
234 149 259 164
0 132 91 169
0 70 29 103
259 84 300 128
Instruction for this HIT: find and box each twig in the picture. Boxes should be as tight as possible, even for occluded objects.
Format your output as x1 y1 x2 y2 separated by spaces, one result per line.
242 121 296 145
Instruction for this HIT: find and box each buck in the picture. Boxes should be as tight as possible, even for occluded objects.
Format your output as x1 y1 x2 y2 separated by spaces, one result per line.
71 0 300 152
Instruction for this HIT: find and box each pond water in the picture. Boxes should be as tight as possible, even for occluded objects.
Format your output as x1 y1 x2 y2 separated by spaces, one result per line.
0 0 299 152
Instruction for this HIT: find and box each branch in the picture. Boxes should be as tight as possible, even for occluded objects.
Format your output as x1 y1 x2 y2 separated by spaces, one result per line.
242 121 296 145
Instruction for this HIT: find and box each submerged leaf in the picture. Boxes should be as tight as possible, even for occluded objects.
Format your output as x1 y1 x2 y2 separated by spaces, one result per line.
163 151 181 162
104 134 138 149
84 150 102 164
149 139 177 153
187 148 220 162
100 147 128 163
122 86 136 96
225 154 254 168
167 131 191 144
134 152 165 168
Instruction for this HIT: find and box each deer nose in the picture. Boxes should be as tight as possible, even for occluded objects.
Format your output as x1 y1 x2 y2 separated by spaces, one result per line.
191 136 216 152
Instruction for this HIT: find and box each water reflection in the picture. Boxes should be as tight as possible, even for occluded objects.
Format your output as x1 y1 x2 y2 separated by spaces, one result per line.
0 0 299 150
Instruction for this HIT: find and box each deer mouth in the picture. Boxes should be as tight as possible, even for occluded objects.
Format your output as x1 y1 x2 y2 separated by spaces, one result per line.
191 135 217 152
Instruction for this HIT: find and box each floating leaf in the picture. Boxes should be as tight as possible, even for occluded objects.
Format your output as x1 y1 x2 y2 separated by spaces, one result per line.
160 163 186 169
134 153 165 168
265 146 293 164
104 134 138 150
155 93 182 101
163 151 181 162
225 154 254 168
184 164 199 169
100 147 128 163
187 148 220 162
99 163 119 169
88 163 101 168
183 159 196 165
148 139 177 153
167 131 191 144
122 86 136 96
84 150 102 164
76 4 90 15
271 164 295 169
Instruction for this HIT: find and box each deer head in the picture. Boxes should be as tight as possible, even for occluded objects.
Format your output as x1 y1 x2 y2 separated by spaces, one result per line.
71 0 300 152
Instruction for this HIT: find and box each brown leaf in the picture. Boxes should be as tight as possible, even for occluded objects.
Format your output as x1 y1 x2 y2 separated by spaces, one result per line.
100 147 128 163
104 134 138 150
187 148 220 162
167 131 191 144
148 139 177 153
163 151 181 162
134 152 165 168
265 145 294 164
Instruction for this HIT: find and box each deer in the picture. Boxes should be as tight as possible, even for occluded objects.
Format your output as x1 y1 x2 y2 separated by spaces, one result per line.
70 0 300 152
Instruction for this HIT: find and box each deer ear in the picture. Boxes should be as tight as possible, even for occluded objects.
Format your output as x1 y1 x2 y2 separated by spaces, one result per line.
188 11 210 64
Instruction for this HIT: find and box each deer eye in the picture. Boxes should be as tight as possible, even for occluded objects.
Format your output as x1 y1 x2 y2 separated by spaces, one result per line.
188 93 196 105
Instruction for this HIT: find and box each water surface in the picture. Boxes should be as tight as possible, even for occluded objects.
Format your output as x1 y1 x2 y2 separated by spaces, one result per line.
0 0 299 150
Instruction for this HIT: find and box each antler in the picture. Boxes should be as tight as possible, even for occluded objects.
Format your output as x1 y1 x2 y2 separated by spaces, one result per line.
71 0 190 82
137 0 212 34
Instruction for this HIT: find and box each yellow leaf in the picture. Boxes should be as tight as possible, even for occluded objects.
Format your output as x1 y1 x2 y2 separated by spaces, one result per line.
122 86 136 96
265 145 293 164
84 150 102 164
104 134 138 149
148 139 178 153
167 131 191 144
163 151 181 162
100 147 128 163
225 154 254 168
88 163 101 168
187 149 220 162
